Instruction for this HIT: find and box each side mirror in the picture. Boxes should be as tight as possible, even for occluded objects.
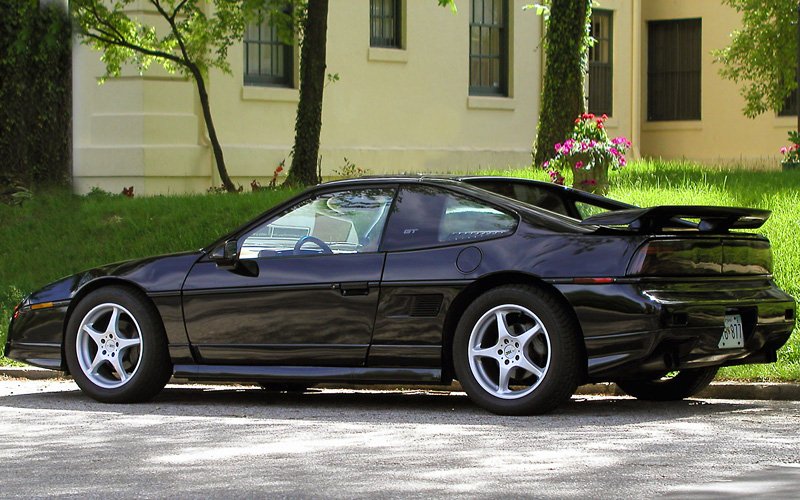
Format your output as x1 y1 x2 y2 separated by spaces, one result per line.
210 239 239 268
210 239 259 277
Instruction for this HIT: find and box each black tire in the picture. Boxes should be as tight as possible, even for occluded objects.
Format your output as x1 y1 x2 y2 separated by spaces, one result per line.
65 287 172 403
258 382 311 393
453 285 581 415
615 367 718 401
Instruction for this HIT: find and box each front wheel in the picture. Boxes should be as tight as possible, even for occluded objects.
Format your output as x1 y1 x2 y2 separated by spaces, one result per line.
453 285 581 415
615 367 718 401
65 287 172 403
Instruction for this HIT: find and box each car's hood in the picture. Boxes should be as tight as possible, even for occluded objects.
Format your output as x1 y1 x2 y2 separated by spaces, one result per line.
23 251 203 306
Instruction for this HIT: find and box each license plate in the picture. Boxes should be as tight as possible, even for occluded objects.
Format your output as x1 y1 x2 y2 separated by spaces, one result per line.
719 314 744 349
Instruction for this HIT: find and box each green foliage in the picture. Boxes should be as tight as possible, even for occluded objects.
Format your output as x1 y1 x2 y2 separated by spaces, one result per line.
333 157 369 179
532 0 593 167
71 0 277 193
714 0 797 118
0 1 71 189
72 0 265 80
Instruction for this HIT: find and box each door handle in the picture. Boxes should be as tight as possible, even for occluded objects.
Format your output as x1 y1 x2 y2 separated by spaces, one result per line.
339 282 370 296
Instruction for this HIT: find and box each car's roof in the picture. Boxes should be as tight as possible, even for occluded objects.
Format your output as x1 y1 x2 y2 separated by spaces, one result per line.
320 173 556 188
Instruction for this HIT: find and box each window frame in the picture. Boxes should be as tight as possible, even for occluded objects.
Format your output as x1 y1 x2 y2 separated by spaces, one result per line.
779 88 798 117
588 9 613 117
370 0 402 48
243 10 294 88
469 0 509 97
647 18 702 122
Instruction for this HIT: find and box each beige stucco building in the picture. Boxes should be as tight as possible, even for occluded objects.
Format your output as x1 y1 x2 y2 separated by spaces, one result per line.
71 0 792 194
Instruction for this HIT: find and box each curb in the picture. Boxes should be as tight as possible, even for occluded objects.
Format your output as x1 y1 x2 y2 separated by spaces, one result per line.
2 367 799 401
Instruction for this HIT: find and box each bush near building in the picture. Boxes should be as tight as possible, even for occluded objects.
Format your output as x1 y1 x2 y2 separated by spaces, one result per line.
0 1 71 190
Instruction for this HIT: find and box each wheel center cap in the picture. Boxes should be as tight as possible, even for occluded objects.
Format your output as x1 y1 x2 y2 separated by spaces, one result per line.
104 335 118 355
503 345 517 359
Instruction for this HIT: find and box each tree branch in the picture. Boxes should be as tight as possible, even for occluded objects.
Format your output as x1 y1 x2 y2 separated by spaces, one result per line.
82 31 186 66
150 0 195 69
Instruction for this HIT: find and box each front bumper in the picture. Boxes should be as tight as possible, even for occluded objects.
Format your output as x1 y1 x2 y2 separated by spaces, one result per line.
556 278 796 380
5 303 69 370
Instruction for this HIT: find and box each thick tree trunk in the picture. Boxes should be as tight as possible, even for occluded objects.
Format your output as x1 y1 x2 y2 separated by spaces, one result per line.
190 64 236 193
286 0 329 187
532 0 592 167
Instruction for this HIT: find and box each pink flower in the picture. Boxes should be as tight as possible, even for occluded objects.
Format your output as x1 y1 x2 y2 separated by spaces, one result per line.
548 169 565 185
575 161 584 169
554 143 562 152
543 160 550 168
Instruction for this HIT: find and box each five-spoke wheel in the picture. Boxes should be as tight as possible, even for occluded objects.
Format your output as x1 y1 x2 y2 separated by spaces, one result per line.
468 304 551 399
454 285 581 415
65 287 171 403
76 303 143 389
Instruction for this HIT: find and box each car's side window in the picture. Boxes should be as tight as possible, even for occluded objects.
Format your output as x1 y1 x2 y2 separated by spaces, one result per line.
472 181 570 217
239 188 396 258
382 186 517 252
574 201 611 220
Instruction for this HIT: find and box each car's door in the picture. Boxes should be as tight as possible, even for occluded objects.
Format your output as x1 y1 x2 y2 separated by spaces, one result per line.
182 187 396 366
369 184 519 368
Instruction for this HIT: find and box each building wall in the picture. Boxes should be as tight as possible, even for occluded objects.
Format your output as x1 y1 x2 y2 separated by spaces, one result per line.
72 0 544 194
638 0 791 166
592 0 640 157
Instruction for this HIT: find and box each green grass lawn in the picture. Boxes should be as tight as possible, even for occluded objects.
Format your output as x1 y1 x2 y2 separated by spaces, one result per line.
1 160 798 380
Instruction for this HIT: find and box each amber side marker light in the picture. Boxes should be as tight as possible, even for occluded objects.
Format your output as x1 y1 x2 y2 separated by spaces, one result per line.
30 302 55 311
572 278 615 284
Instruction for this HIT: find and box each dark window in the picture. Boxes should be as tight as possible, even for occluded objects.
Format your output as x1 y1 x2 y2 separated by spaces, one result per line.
382 186 517 252
244 11 293 87
370 0 401 48
779 88 798 117
647 19 701 121
589 10 613 117
467 181 570 217
469 0 508 96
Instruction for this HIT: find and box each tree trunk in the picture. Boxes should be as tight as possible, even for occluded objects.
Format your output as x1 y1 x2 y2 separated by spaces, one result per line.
532 0 592 167
286 0 329 187
190 64 236 193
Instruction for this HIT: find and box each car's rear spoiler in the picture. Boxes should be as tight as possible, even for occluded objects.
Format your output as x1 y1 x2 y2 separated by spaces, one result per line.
580 206 771 233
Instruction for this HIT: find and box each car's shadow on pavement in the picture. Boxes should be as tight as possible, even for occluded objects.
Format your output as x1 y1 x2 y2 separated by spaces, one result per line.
0 381 759 427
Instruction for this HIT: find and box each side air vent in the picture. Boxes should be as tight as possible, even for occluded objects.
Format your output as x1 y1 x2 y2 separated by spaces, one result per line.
410 295 444 317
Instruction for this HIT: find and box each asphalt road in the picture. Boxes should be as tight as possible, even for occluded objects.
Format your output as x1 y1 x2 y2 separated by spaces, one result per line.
0 379 798 499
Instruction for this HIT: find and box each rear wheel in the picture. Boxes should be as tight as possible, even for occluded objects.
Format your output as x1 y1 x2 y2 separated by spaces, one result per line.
453 285 581 415
65 287 172 403
615 367 718 401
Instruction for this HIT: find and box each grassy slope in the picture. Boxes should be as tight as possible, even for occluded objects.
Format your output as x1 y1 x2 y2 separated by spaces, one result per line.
487 161 800 380
1 162 797 380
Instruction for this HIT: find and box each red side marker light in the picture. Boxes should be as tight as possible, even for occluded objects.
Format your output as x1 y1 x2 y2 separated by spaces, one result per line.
572 277 615 284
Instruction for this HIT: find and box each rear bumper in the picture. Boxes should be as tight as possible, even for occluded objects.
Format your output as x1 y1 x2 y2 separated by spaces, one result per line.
556 278 796 380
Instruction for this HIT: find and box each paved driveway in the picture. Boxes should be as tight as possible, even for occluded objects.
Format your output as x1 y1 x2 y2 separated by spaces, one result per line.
0 379 798 498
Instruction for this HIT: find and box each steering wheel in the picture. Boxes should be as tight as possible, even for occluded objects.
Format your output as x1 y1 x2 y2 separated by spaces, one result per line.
294 235 333 255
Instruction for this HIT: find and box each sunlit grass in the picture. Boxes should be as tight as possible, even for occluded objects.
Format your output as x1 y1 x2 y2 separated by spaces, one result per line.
1 161 797 380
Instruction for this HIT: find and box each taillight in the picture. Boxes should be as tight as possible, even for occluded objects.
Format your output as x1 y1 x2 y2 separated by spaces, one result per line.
12 303 21 320
627 238 773 277
722 239 772 275
627 239 722 276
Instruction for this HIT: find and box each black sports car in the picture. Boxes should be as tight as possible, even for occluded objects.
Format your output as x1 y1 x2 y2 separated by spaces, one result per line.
6 176 796 414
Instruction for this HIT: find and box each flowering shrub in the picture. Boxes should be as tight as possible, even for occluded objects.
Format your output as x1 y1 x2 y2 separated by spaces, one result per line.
780 131 800 165
543 113 632 187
